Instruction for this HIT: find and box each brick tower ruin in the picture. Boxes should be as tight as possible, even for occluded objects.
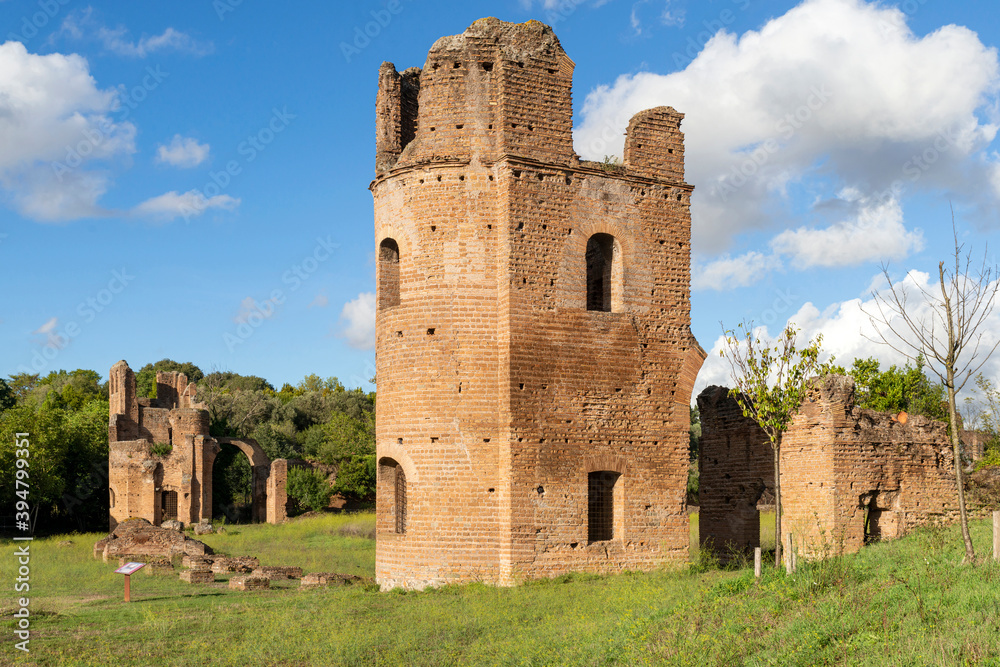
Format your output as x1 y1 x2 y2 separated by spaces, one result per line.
372 18 704 589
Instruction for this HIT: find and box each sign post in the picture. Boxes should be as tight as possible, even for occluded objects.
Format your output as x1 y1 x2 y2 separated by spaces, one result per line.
114 562 146 602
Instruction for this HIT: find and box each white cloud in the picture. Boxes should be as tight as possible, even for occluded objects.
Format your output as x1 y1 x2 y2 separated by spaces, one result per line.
58 11 213 58
233 296 279 325
574 0 1000 253
694 268 1000 401
693 191 924 289
0 41 135 221
32 316 66 349
693 251 781 290
155 135 210 168
131 190 239 222
338 293 376 350
309 292 330 308
771 192 923 269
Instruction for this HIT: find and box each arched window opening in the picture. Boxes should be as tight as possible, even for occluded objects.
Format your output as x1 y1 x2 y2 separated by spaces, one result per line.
379 457 407 534
588 470 621 543
379 238 400 309
586 233 621 312
109 487 116 509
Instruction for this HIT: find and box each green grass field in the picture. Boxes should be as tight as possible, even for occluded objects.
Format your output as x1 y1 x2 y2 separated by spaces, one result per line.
2 512 999 666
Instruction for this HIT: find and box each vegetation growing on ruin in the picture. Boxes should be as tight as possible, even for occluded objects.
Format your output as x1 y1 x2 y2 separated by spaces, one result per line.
2 512 997 666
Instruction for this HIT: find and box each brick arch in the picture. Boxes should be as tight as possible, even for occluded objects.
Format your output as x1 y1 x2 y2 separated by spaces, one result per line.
583 452 627 475
555 206 652 313
210 437 271 523
377 439 419 483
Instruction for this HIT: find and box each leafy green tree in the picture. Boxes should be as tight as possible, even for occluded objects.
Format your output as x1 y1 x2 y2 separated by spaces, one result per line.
0 378 15 413
212 443 253 522
839 357 948 422
7 373 39 402
135 359 204 398
287 467 334 512
721 321 831 567
302 412 376 499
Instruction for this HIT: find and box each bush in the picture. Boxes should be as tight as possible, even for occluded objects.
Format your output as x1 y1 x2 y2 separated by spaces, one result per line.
150 442 172 457
287 467 334 513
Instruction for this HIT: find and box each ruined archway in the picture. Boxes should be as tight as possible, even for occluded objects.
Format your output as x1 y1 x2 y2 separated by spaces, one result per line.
208 437 270 523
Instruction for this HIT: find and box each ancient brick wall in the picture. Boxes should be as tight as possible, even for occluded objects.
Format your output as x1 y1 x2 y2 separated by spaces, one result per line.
699 376 987 560
373 18 703 589
107 361 279 530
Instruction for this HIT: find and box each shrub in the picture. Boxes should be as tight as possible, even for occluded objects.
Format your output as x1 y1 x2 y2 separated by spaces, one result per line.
150 442 173 457
287 466 334 513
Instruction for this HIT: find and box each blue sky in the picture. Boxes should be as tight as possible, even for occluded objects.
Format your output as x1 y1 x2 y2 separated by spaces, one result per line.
3 0 1000 400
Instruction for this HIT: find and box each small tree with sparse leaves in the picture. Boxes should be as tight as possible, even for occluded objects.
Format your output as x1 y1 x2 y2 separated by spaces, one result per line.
721 321 831 568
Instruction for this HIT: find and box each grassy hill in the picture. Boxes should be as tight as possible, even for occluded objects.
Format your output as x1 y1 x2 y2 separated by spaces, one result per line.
2 513 998 666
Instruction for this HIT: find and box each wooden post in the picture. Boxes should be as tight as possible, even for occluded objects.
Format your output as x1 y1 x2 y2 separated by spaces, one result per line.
993 511 999 562
124 574 131 603
754 547 762 579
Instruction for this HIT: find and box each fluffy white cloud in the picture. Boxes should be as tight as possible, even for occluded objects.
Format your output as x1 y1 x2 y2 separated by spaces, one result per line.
771 191 923 269
694 192 924 289
694 269 1000 401
155 135 210 168
574 0 1000 254
338 293 376 350
0 41 135 221
131 190 240 222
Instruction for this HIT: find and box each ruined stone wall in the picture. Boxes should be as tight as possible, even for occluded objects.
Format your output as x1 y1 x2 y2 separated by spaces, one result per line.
107 361 276 530
373 18 703 589
699 376 985 560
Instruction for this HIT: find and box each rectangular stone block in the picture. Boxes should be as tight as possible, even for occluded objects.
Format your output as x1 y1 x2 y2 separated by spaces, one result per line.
180 569 215 584
252 566 303 580
229 575 270 591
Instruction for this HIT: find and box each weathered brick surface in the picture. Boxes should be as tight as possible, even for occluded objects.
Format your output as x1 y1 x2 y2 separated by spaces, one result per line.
300 572 368 588
180 569 215 584
95 518 211 561
182 555 215 569
229 575 270 591
699 376 991 560
211 556 259 573
252 566 303 580
373 18 704 589
108 361 285 529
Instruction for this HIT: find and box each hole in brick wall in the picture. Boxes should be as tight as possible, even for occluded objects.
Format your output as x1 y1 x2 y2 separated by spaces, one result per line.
517 62 524 68
522 277 527 284
397 438 403 444
511 123 519 129
483 438 490 443
513 170 521 178
536 173 543 180
488 488 495 493
542 224 547 230
456 124 463 129
566 419 572 424
541 384 548 389
659 240 665 245
419 179 424 184
458 383 462 393
516 222 524 231
570 542 578 548
430 127 436 132
433 62 440 70
651 289 655 296
488 175 494 181
637 143 642 149
528 125 534 132
487 224 492 229
677 195 682 201
488 124 493 129
536 486 544 495
567 228 572 235
395 330 402 337
548 68 556 74
539 438 546 443
565 177 572 185
430 437 439 443
427 328 435 335
436 176 442 182
550 279 554 286
668 148 673 154
453 62 461 68
519 383 525 390
459 175 465 181
481 61 493 71
646 388 652 395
